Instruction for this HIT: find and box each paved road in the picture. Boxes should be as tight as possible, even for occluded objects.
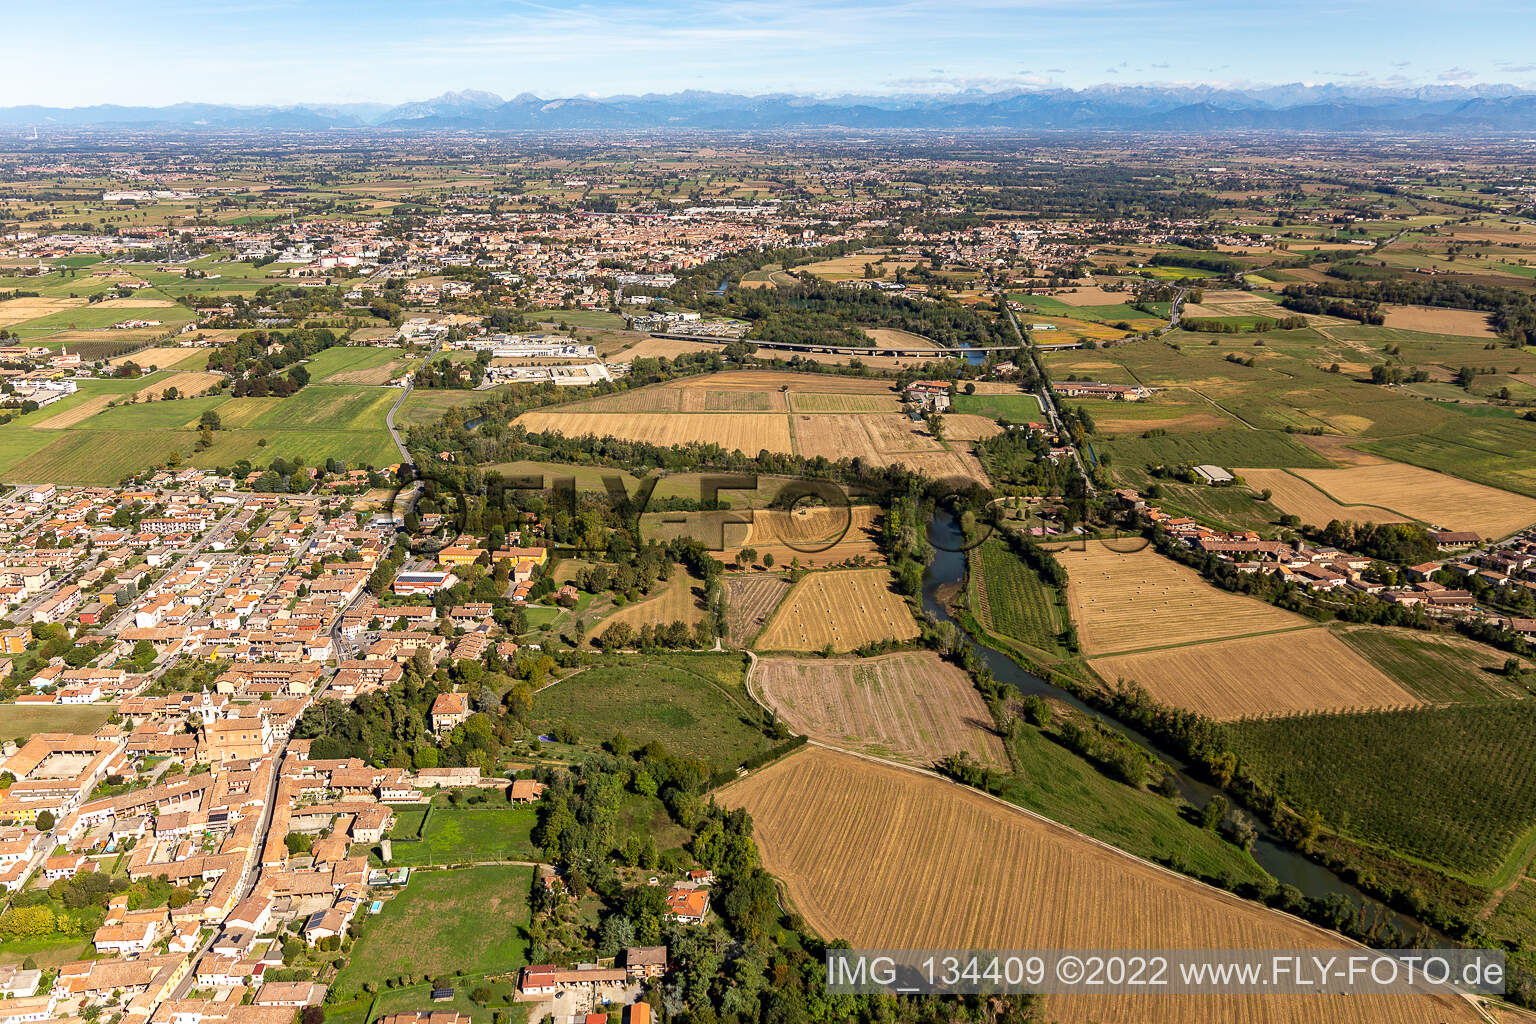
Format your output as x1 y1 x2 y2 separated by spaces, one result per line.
383 338 442 467
167 734 289 1002
1000 297 1093 493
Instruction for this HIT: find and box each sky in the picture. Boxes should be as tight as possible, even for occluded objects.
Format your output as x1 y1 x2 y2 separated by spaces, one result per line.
7 0 1536 107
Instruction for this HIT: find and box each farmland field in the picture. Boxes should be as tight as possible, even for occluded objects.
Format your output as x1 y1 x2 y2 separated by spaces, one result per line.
719 746 1476 1024
1054 541 1306 654
730 504 882 566
520 372 985 482
1056 542 1424 718
755 568 918 652
331 864 532 997
722 572 791 644
1381 304 1495 337
516 409 794 455
306 344 409 384
531 652 770 769
1238 467 1407 527
1333 625 1531 703
754 651 1005 764
1226 701 1536 880
968 539 1062 652
1098 427 1332 470
0 295 83 326
786 391 898 413
3 377 399 483
107 346 206 370
1089 629 1420 720
1293 461 1536 538
133 370 222 399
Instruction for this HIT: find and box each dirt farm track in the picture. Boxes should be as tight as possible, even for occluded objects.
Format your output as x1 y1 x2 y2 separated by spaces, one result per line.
719 746 1482 1024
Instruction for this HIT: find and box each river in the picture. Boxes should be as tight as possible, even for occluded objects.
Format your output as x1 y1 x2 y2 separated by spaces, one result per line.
921 510 1443 942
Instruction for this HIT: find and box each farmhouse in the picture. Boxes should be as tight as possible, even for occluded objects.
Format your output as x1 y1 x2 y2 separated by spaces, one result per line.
904 380 951 412
1431 530 1483 549
1054 381 1149 400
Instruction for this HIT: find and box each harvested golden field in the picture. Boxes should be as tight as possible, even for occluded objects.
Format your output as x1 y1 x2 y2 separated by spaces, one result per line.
1239 468 1407 527
93 297 179 309
755 568 917 652
680 388 786 412
34 395 113 429
755 651 1004 764
135 371 222 399
1027 315 1138 340
1054 541 1307 655
719 747 1480 1024
787 391 900 413
107 346 203 370
1054 285 1135 306
940 413 1005 441
1382 304 1496 337
790 413 880 460
1098 409 1230 434
591 569 703 639
723 573 791 644
644 506 882 570
0 295 83 326
966 381 1027 395
800 252 923 281
863 327 942 349
613 335 721 360
515 410 794 455
1294 461 1536 538
687 369 895 393
1088 629 1420 721
734 505 883 565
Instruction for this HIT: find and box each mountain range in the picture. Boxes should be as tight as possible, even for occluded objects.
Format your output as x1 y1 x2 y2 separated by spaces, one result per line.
5 85 1536 132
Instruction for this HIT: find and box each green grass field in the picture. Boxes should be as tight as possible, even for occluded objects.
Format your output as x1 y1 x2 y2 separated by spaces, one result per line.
999 724 1271 887
395 388 486 427
1225 701 1536 881
332 865 532 998
8 303 194 336
1362 411 1536 499
538 309 625 329
952 392 1042 423
304 345 406 382
0 703 116 741
0 380 401 484
1333 626 1525 704
1098 427 1330 470
532 652 770 769
379 805 538 866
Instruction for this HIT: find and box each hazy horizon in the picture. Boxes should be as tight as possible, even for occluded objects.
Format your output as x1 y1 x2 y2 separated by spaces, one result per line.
7 0 1535 108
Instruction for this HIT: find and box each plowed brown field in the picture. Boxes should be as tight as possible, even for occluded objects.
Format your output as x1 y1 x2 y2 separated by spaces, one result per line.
755 652 1004 764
